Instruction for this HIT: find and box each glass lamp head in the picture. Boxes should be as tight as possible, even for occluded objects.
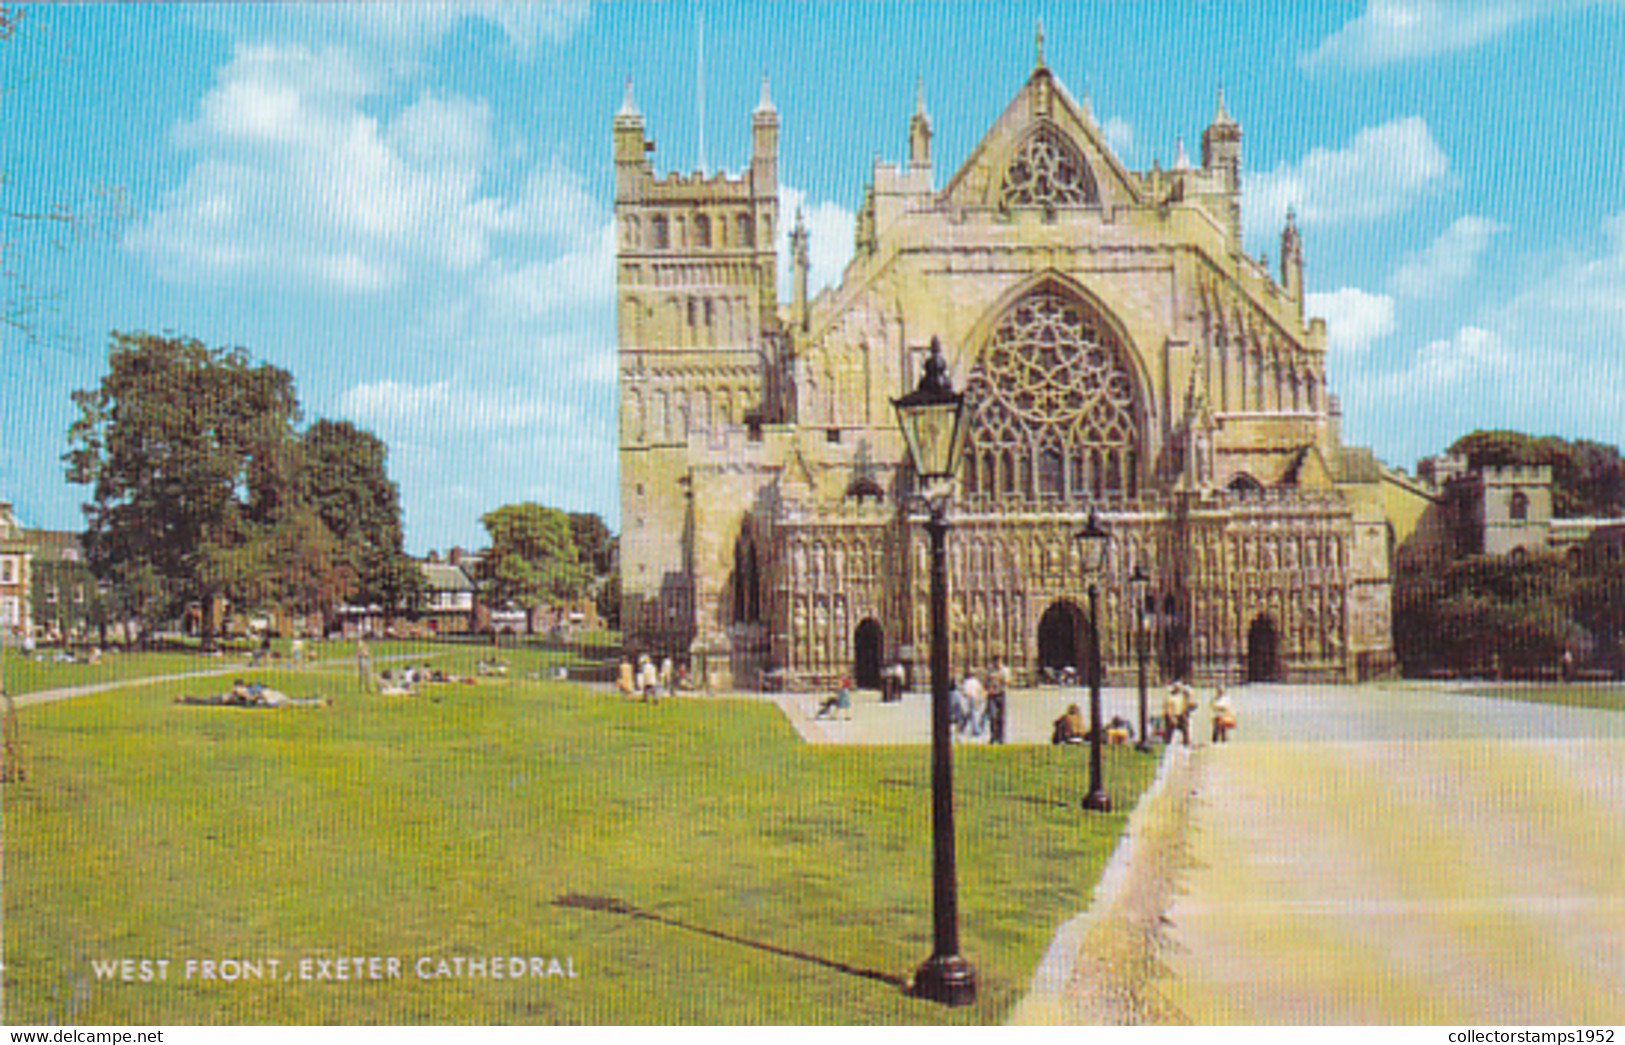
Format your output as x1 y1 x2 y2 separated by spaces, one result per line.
892 336 968 483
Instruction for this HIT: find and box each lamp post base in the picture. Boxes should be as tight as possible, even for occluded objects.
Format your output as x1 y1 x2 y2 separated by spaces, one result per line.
1081 788 1113 812
912 953 978 1007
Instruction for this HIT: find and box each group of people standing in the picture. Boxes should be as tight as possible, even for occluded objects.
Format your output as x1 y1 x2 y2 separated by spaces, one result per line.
1160 681 1237 745
950 657 1013 744
617 654 678 703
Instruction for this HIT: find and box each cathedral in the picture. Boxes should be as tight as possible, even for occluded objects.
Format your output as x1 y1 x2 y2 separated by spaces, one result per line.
614 47 1409 691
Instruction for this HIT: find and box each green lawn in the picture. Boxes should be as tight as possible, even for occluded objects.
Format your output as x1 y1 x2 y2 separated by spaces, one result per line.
3 672 1155 1024
2 639 609 697
1456 681 1625 712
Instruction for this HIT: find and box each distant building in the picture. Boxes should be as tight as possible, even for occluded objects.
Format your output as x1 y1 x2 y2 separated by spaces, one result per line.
0 502 32 640
1415 453 1620 560
419 561 477 634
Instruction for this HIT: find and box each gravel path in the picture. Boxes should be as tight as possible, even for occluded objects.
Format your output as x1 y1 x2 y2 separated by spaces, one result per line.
1145 683 1625 1024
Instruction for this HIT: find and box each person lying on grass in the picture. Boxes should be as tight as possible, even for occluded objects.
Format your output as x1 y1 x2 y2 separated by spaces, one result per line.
174 680 330 709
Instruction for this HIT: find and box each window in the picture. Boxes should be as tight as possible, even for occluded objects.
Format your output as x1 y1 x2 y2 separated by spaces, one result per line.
650 215 669 250
0 557 13 585
737 213 754 248
694 214 711 248
997 127 1099 211
1510 491 1529 522
826 428 841 443
964 287 1140 508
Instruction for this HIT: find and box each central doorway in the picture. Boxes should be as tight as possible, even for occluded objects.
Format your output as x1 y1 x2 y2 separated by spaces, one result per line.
1037 600 1089 680
853 618 884 690
1246 614 1280 682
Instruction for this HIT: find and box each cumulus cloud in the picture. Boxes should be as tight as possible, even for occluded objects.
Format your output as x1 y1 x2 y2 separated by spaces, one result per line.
776 185 856 301
1244 116 1450 231
1100 116 1135 160
1388 215 1505 298
1300 0 1552 71
1307 287 1397 355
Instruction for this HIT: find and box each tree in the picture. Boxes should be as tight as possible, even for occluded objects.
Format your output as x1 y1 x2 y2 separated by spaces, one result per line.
295 420 422 625
479 503 590 633
568 512 616 576
66 332 300 648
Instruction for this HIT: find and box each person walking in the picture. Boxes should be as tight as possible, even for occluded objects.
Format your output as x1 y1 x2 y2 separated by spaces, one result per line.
985 656 1011 744
660 655 675 698
1211 685 1236 743
356 638 374 694
638 655 660 704
959 670 986 738
617 656 636 700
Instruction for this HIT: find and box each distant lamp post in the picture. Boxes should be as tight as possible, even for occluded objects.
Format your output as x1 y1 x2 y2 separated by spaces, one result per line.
1129 563 1153 753
1074 509 1112 812
892 336 977 1008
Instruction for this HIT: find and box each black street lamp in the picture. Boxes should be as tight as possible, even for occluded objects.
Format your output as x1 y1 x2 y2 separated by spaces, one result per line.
1075 509 1112 812
1129 563 1153 753
892 336 977 1008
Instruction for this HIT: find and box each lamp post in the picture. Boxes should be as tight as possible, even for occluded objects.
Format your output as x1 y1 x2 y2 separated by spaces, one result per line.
892 336 977 1007
1075 509 1112 812
1129 563 1153 753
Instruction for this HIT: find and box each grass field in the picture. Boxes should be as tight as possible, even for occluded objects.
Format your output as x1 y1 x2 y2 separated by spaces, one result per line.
1455 681 1625 712
3 667 1155 1024
2 638 612 698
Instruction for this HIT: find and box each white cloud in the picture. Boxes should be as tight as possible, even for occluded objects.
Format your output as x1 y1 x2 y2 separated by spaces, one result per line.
1244 117 1450 231
1300 0 1551 71
1101 116 1135 159
1308 287 1396 355
1388 215 1505 298
776 185 856 301
479 222 616 319
126 41 609 302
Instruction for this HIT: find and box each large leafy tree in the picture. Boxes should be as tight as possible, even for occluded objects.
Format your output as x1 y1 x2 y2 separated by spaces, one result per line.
66 332 300 646
479 503 589 632
65 332 418 643
567 511 616 576
296 419 422 622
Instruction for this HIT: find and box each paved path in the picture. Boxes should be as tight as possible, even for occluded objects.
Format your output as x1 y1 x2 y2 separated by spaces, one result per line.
1156 683 1625 1024
770 683 1163 746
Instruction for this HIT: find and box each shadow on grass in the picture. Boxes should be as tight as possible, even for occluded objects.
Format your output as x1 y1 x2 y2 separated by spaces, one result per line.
553 893 907 989
882 777 1072 810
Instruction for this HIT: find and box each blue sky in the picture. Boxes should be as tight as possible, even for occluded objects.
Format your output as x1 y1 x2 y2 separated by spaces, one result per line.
4 1 1623 553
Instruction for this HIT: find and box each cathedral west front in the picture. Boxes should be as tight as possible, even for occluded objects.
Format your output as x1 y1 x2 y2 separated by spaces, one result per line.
615 46 1408 691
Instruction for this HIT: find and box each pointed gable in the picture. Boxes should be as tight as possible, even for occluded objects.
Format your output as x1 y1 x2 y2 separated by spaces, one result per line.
942 65 1145 212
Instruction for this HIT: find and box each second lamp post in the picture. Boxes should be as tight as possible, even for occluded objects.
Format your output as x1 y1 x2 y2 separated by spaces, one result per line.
1074 509 1112 812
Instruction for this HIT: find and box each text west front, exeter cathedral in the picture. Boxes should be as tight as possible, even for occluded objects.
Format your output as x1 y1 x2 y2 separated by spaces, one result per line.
615 45 1431 692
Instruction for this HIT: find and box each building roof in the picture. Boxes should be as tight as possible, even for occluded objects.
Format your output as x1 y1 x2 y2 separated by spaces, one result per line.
25 529 84 563
419 562 476 593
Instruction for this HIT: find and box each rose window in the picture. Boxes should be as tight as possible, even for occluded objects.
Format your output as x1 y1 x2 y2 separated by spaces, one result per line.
963 289 1140 505
997 128 1099 211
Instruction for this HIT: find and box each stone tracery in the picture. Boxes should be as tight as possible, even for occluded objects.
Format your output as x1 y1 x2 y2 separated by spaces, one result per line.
964 288 1141 504
997 127 1099 210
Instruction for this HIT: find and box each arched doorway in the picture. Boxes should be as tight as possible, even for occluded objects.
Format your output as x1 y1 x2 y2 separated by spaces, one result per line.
1038 601 1089 679
853 618 884 690
1246 614 1280 682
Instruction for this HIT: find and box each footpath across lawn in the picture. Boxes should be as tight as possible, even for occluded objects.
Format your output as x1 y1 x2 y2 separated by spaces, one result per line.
3 673 1154 1025
1456 681 1625 712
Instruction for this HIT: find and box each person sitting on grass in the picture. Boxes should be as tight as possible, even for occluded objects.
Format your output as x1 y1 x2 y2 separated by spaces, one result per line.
1051 703 1088 745
1105 714 1135 746
175 680 328 708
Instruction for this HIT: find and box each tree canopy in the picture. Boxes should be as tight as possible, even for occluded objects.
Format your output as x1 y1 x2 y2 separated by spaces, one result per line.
480 503 591 628
65 331 418 641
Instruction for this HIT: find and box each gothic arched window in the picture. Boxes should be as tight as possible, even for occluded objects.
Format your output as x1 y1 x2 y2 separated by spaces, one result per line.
964 287 1141 509
1510 491 1529 521
997 128 1099 212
